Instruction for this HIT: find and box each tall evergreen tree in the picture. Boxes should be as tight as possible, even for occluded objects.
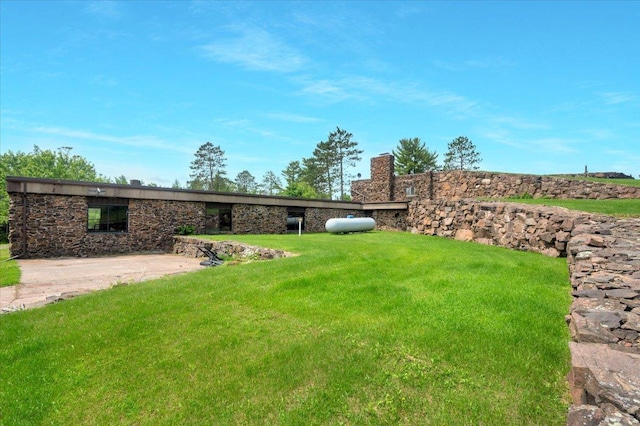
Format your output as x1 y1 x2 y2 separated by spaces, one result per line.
282 161 302 187
311 139 338 199
328 127 363 200
443 136 481 171
392 137 438 175
301 156 329 198
188 142 227 191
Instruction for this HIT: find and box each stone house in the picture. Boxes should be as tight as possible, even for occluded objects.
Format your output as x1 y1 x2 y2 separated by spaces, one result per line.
5 176 406 259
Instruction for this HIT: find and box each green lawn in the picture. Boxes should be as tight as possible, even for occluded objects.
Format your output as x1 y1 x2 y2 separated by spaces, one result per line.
0 232 571 425
553 175 640 187
505 197 640 217
0 244 20 287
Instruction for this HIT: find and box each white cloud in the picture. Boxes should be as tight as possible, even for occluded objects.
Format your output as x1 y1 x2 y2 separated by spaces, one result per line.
92 75 118 87
530 138 578 154
262 112 323 123
83 1 122 19
199 26 307 73
433 58 514 72
598 91 638 105
31 126 192 154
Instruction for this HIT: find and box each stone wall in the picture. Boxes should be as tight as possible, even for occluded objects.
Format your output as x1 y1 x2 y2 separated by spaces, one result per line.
8 193 372 258
369 209 408 231
304 208 365 232
232 204 288 234
407 199 595 257
8 193 87 258
173 236 295 260
351 155 396 202
565 219 640 424
9 193 206 258
351 155 640 202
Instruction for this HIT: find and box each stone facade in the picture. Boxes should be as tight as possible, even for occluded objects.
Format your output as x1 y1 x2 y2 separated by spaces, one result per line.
304 207 365 232
368 154 395 202
351 155 640 202
232 204 288 234
9 193 205 258
369 209 407 231
8 189 375 258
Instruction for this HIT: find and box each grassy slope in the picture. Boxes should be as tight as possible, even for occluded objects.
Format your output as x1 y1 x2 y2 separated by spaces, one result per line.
505 198 640 217
552 176 640 187
0 232 571 425
0 244 20 287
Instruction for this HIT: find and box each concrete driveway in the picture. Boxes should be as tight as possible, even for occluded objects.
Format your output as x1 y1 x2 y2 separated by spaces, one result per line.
1 254 204 313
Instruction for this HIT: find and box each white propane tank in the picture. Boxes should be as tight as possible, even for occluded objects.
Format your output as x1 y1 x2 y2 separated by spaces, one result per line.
325 217 376 233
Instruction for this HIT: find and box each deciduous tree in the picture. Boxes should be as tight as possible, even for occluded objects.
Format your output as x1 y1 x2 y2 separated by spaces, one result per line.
234 170 258 194
0 145 106 242
261 171 282 195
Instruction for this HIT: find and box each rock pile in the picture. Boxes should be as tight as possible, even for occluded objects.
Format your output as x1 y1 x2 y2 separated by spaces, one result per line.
173 236 295 261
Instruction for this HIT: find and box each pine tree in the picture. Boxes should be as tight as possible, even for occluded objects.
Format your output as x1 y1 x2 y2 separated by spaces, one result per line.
188 142 227 191
392 138 438 175
443 136 481 171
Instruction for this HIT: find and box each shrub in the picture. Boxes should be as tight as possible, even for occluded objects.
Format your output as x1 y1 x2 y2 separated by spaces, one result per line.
175 224 195 235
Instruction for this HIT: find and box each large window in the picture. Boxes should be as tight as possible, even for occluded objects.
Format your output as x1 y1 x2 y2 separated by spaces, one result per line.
87 197 129 233
205 203 232 233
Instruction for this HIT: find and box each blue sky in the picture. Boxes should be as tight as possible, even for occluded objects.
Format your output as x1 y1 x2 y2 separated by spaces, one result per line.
2 1 639 187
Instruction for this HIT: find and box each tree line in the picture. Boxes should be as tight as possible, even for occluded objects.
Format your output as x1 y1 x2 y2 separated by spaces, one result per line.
392 136 481 175
186 127 364 201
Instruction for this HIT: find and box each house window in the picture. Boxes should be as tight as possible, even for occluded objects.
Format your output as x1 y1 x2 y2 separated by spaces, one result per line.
205 203 232 233
87 197 129 232
405 186 416 197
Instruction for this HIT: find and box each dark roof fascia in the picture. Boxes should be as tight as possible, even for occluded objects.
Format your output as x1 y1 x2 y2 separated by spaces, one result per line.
5 176 367 210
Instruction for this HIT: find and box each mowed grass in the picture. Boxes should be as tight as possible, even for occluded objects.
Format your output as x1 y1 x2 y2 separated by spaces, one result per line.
0 232 571 425
0 244 21 287
553 175 640 187
505 197 640 217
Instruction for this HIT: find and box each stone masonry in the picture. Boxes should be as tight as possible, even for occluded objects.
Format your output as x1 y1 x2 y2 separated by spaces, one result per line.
566 218 640 424
352 166 640 203
173 236 296 260
9 193 205 258
407 199 591 257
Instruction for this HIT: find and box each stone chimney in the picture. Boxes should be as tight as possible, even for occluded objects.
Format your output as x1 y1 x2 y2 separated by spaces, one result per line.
369 154 394 202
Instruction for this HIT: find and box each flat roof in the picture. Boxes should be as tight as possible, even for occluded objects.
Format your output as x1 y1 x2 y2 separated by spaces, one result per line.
6 176 407 211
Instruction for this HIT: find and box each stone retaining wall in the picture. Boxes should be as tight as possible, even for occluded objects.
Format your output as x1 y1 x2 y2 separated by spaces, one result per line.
173 236 295 260
407 199 595 257
565 219 640 424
